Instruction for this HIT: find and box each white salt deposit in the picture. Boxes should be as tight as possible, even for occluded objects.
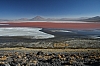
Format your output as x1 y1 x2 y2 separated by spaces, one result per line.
0 21 91 23
0 24 9 25
51 30 72 32
0 27 54 39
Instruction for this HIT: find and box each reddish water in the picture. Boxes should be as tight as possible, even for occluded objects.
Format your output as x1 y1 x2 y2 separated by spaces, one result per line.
0 22 100 29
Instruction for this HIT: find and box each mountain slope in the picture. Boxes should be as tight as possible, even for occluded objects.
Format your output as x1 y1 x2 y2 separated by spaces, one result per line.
30 16 46 21
83 16 100 22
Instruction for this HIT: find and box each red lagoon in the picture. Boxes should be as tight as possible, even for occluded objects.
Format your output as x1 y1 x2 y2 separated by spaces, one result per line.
0 22 100 29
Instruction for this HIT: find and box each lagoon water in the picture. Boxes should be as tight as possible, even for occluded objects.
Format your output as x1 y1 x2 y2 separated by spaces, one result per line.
0 27 100 39
41 28 100 39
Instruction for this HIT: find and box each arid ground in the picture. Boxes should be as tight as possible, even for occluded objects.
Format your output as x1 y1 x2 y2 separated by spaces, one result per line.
0 48 100 53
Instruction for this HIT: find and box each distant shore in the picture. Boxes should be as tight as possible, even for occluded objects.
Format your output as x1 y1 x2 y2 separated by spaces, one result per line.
0 21 94 23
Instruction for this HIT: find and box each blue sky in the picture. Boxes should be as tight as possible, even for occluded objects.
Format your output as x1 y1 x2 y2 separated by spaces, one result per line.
0 0 100 19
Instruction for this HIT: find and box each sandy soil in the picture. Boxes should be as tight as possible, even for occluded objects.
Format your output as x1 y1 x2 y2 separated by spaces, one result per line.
0 22 100 29
0 48 100 53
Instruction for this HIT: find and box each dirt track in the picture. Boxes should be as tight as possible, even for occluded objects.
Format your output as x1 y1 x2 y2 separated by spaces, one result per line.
0 48 100 53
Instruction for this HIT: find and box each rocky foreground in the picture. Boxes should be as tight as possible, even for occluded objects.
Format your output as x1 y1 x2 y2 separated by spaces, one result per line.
0 48 100 66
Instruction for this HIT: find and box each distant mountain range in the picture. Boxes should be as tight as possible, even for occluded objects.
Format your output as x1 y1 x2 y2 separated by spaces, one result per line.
0 16 100 22
81 16 100 22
